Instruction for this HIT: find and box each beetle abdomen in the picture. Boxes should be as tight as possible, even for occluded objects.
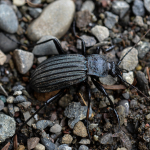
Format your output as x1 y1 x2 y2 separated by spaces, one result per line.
30 54 87 93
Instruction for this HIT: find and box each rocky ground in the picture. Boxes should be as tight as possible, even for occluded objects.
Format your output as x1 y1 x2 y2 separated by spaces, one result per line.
0 0 150 150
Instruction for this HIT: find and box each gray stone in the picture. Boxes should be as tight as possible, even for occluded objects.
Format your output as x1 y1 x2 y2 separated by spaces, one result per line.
89 123 98 130
81 0 95 12
23 111 35 126
0 85 8 96
132 35 140 44
116 105 126 125
76 35 96 49
0 32 18 53
12 85 25 92
78 145 89 150
144 0 150 13
7 96 15 103
112 1 130 18
13 91 22 96
134 16 144 27
13 95 27 103
79 139 90 145
99 75 117 85
0 4 18 33
17 102 31 109
122 92 130 99
13 49 34 74
35 120 53 130
99 133 113 144
91 25 109 42
32 36 60 56
8 103 14 117
123 71 134 85
130 99 138 108
119 47 138 71
27 0 75 41
119 100 129 116
136 41 150 59
0 100 4 111
104 11 119 29
28 7 42 19
68 117 80 129
0 114 16 143
37 56 47 64
41 138 55 150
50 124 62 133
57 144 72 150
132 0 145 16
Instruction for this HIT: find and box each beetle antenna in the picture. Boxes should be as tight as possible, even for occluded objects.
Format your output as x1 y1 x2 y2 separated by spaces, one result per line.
118 29 150 65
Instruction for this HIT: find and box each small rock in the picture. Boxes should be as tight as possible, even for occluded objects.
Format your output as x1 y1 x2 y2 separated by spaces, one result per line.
105 95 114 106
27 137 40 150
27 0 75 41
0 100 4 111
28 7 42 19
37 56 47 64
117 148 127 150
132 0 145 16
68 117 80 129
0 32 18 53
119 47 138 71
35 120 53 130
136 41 150 59
130 99 138 108
81 0 95 12
13 91 22 96
91 25 109 42
76 10 91 29
50 124 62 133
99 75 117 85
119 100 129 116
8 104 14 117
57 144 72 150
13 49 34 74
122 92 130 99
23 111 35 126
14 106 19 112
144 0 150 13
79 139 90 145
134 16 144 27
104 11 119 29
0 85 8 97
13 0 25 6
34 143 45 150
143 128 150 142
17 145 25 150
62 134 73 144
0 114 16 142
12 85 25 92
78 145 89 150
99 133 113 144
146 114 150 120
93 135 99 141
13 95 27 103
76 35 96 49
73 121 88 137
7 96 14 103
41 138 55 150
32 36 60 56
123 71 134 85
89 123 98 130
116 105 126 125
0 95 6 103
112 1 130 18
59 94 73 108
0 4 18 33
0 50 6 65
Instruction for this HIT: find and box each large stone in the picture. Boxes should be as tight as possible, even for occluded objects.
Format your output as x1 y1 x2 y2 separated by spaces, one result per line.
144 0 150 13
27 0 75 41
0 4 18 33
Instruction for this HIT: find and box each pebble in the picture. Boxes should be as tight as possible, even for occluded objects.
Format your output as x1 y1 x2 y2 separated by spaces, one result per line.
13 0 25 6
0 113 16 143
8 104 14 117
132 34 140 44
93 135 99 141
13 95 27 103
41 138 55 150
99 133 113 144
134 16 144 27
12 85 25 92
111 1 130 18
0 32 18 53
37 56 47 64
27 137 40 150
79 139 90 145
62 134 73 144
0 95 6 103
116 105 126 125
78 145 89 150
27 0 75 41
122 92 130 99
146 114 150 120
132 0 145 16
91 25 109 42
0 100 4 111
35 120 53 130
34 143 45 150
117 148 127 150
68 118 80 129
0 85 8 97
28 8 42 19
57 144 72 150
76 35 96 49
32 36 60 56
119 100 129 116
17 145 25 150
73 121 88 137
89 123 98 130
104 11 119 29
136 41 150 59
0 50 6 65
14 106 19 112
81 0 95 12
50 124 62 133
6 96 14 104
13 90 22 96
99 75 117 85
17 102 31 109
144 0 150 13
59 94 73 108
13 49 34 74
119 47 138 71
23 111 35 126
0 4 18 33
123 71 134 85
130 99 138 108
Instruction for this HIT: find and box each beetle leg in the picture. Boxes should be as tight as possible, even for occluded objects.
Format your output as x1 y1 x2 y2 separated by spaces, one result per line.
91 77 120 130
